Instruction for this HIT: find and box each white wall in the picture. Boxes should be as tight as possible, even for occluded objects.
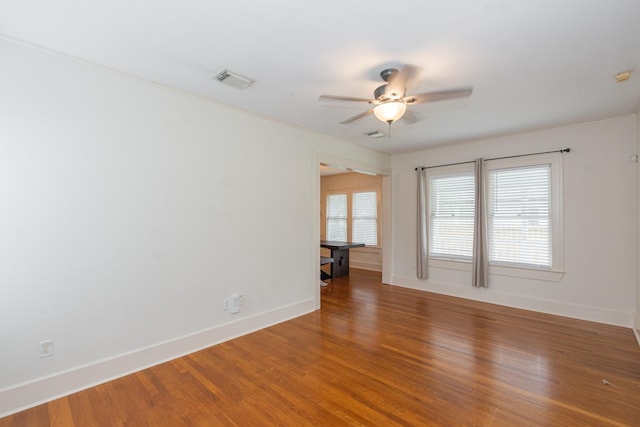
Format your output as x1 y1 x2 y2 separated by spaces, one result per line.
391 115 638 327
0 38 390 415
636 110 640 338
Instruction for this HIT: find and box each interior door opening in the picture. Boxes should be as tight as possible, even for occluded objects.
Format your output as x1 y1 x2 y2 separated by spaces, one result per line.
315 159 391 309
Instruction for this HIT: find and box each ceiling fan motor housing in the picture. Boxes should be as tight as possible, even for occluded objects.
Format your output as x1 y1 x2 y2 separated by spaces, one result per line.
374 68 406 102
374 84 405 102
380 68 398 82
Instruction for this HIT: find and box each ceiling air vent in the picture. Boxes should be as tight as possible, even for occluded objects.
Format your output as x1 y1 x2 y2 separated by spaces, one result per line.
214 69 255 89
364 130 386 138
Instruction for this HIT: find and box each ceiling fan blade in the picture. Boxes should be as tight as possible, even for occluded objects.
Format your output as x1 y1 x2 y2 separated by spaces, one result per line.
401 109 418 124
393 64 422 90
319 94 373 103
405 87 473 105
340 109 374 124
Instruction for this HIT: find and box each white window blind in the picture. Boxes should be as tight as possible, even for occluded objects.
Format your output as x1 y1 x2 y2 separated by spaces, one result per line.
429 173 475 259
326 194 347 241
352 191 377 246
488 164 551 269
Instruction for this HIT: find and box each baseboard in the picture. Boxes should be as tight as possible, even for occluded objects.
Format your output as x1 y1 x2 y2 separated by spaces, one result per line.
0 299 316 418
350 261 382 272
633 328 640 348
391 275 633 328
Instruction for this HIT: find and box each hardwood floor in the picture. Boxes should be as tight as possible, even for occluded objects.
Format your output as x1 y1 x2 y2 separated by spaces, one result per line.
2 269 640 426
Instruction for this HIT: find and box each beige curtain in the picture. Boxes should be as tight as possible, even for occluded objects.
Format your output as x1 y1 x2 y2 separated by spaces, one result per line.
472 158 489 287
417 168 429 280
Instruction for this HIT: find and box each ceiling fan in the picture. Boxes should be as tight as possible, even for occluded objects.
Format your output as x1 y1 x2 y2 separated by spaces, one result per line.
319 65 473 127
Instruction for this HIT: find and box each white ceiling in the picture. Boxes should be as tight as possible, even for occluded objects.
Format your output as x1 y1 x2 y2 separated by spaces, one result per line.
1 1 639 154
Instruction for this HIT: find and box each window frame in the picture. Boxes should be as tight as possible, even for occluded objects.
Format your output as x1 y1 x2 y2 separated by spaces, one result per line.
425 153 564 282
485 153 564 279
426 164 475 262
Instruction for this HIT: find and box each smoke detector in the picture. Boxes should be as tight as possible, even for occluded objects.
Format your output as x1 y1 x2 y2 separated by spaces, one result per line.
214 69 255 89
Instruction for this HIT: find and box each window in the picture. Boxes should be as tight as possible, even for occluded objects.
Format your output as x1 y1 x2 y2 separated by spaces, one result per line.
325 190 379 246
488 164 551 269
426 153 563 277
352 191 378 246
429 172 474 260
485 153 563 273
326 194 347 241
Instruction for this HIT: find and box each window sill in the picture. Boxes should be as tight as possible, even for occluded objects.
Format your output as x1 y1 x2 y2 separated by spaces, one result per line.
352 246 381 253
428 258 564 282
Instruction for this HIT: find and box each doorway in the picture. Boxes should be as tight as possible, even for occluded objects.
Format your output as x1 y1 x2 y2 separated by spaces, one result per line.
313 154 392 309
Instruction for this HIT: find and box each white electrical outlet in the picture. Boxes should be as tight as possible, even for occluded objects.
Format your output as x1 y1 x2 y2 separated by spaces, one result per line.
40 340 53 358
224 294 242 313
230 294 240 313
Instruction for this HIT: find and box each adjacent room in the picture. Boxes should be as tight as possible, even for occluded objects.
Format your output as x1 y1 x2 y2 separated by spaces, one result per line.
320 167 383 282
1 1 640 425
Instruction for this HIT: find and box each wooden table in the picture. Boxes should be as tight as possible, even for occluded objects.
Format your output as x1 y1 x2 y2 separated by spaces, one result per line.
320 240 365 278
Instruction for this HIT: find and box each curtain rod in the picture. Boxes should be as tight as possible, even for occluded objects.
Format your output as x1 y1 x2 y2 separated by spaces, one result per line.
414 148 570 171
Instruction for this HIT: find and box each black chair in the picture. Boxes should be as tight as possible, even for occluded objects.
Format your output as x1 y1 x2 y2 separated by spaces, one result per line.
320 256 334 286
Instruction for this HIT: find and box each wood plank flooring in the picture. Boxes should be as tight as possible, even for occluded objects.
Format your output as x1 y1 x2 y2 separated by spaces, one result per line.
2 269 640 426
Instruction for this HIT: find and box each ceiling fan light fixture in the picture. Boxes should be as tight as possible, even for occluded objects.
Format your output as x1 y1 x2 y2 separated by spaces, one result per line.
373 101 406 124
